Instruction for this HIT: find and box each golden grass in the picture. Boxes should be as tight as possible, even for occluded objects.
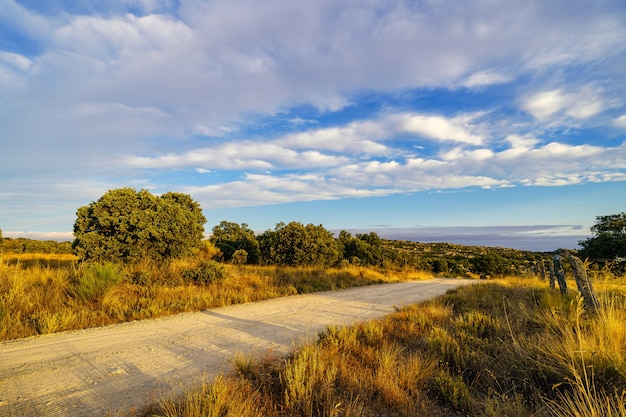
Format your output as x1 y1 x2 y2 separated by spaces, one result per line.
156 375 266 417
0 252 78 262
0 252 78 270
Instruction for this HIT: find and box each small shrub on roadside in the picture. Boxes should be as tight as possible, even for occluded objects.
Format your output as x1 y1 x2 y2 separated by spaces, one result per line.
182 260 227 285
433 370 474 414
195 240 223 261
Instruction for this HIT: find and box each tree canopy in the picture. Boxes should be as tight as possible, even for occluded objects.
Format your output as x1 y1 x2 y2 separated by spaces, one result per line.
72 188 206 263
258 221 341 267
339 231 386 266
210 221 260 264
578 212 626 260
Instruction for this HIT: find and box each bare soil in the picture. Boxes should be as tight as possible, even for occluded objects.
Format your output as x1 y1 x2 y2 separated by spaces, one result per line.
0 278 475 417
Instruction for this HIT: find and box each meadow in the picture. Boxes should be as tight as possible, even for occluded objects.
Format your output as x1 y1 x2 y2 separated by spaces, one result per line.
127 275 626 417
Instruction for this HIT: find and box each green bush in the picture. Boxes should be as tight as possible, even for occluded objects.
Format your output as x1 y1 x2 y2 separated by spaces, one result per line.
182 260 227 285
434 370 474 414
231 249 248 265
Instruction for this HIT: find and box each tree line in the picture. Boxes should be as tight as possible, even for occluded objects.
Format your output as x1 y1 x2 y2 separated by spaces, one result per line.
210 220 403 268
67 188 555 277
6 189 624 277
0 233 72 254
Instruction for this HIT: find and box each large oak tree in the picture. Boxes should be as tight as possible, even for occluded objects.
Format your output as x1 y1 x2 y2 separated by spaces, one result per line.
73 188 206 263
258 221 341 267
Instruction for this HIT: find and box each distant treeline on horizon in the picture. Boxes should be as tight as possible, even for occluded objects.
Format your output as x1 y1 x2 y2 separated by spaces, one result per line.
1 237 72 254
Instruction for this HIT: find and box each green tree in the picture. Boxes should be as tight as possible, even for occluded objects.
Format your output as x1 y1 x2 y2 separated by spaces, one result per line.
262 222 341 267
257 222 284 264
469 253 512 278
579 212 626 260
340 231 385 266
210 221 260 264
72 188 206 263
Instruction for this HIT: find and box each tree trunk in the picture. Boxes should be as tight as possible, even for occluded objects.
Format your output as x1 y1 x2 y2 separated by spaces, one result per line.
569 255 600 313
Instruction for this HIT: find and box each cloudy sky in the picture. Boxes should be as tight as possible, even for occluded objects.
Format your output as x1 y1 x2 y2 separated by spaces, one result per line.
1 0 625 251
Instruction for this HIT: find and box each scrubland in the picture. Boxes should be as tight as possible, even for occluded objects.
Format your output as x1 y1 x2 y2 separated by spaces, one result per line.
129 275 626 417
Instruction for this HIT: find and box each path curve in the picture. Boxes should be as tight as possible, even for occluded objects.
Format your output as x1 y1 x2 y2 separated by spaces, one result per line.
0 278 475 416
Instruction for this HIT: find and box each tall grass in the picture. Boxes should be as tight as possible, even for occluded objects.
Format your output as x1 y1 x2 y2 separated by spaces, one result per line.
0 254 426 341
134 274 626 417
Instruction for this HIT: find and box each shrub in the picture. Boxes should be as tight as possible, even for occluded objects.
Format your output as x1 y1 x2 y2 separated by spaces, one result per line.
182 260 227 285
232 249 248 265
433 370 474 414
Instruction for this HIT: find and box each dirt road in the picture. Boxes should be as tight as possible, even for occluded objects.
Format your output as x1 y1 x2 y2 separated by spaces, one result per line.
0 278 475 416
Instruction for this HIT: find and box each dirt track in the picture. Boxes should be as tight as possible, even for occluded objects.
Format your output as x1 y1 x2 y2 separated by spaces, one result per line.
0 278 476 416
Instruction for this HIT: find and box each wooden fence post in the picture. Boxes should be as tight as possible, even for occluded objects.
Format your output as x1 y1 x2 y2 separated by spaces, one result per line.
569 255 600 313
539 260 547 282
553 255 568 295
547 259 556 290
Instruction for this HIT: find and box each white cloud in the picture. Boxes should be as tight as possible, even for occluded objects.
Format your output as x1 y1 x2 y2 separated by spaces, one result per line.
522 90 568 120
522 87 605 121
565 96 603 120
52 13 193 58
505 134 540 149
278 122 389 154
0 51 31 71
461 70 512 88
126 141 348 170
538 142 604 158
73 101 169 118
441 147 494 162
614 114 626 129
390 113 485 145
523 15 626 70
126 110 486 172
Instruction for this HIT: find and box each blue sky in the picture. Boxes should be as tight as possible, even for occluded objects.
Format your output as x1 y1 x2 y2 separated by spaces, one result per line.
1 0 626 251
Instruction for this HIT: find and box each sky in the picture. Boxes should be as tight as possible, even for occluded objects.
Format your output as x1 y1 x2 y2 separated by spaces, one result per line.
1 0 626 252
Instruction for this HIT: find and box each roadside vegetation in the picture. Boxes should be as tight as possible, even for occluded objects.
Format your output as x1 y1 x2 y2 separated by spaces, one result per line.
128 274 626 417
0 234 540 342
0 251 429 341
